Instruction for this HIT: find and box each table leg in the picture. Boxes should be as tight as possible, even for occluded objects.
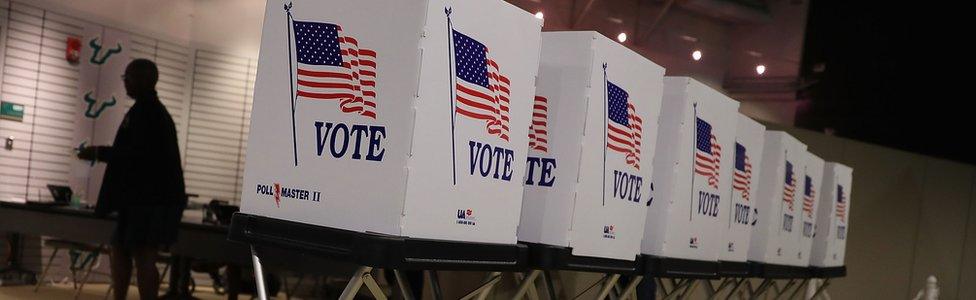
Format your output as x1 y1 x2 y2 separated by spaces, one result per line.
250 246 268 300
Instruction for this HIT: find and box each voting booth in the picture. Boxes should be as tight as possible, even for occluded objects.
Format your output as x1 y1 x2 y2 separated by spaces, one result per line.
748 131 808 267
810 162 853 270
794 152 825 266
238 0 542 246
518 31 664 262
717 114 766 272
641 77 739 273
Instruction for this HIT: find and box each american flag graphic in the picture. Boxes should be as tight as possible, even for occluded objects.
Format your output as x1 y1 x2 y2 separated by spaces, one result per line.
694 117 721 189
732 143 752 201
528 96 549 153
292 21 377 118
803 176 816 217
453 30 510 141
783 161 796 210
606 82 642 169
835 185 847 220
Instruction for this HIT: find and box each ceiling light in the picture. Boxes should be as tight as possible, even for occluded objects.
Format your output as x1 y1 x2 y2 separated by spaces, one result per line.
617 32 627 43
756 65 766 75
692 50 702 61
535 12 544 19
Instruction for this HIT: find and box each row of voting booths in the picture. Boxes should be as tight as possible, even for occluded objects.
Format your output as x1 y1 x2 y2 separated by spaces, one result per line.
227 0 853 299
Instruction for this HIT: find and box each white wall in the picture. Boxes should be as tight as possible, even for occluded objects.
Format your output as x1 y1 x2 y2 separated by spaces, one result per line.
0 0 259 204
25 0 266 58
190 0 265 57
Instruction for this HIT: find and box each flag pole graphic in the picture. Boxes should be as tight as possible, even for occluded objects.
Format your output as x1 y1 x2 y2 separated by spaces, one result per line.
602 63 608 206
728 149 734 228
690 103 697 221
803 165 809 218
284 2 298 166
446 7 458 186
780 149 787 234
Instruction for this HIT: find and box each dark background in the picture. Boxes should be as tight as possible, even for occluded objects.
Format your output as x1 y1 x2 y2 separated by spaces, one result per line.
797 2 970 164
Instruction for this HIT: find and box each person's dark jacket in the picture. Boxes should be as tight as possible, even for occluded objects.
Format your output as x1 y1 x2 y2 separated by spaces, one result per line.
95 93 187 216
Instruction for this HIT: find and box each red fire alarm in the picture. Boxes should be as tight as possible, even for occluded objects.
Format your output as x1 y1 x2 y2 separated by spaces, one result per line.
66 36 81 64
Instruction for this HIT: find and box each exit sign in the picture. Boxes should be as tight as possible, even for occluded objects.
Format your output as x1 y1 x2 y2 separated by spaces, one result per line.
1 101 25 122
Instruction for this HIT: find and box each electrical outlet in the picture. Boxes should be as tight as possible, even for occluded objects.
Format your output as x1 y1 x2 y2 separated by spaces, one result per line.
5 136 13 150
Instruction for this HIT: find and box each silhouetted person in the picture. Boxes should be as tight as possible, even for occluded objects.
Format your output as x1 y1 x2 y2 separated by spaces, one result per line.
78 59 186 300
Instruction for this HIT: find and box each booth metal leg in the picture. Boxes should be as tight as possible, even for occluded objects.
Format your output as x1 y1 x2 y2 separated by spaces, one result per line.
682 279 701 300
658 278 698 300
362 270 387 300
339 266 385 300
617 276 642 300
810 278 831 299
654 278 668 296
772 279 798 299
513 270 542 300
749 279 775 299
594 274 620 300
786 278 809 300
543 271 557 300
458 272 502 300
708 278 740 299
722 278 747 300
425 271 444 300
392 270 415 300
249 246 269 300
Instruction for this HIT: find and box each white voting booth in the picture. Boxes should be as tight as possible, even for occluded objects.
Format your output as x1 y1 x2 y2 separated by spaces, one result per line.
642 77 739 262
717 114 766 263
795 152 825 266
748 131 808 266
518 31 664 261
810 162 853 267
240 0 542 245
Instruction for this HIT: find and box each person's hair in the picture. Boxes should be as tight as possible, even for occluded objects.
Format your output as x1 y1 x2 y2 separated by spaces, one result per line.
128 58 159 86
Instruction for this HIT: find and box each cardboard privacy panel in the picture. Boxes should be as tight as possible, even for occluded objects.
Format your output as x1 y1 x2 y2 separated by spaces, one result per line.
748 131 808 266
518 32 664 261
718 114 765 263
794 152 825 266
241 0 542 244
641 77 740 262
810 162 853 267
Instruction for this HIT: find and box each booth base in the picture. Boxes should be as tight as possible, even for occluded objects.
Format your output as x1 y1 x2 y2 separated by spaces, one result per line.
809 266 846 278
718 260 751 277
641 255 719 279
228 213 527 271
748 262 812 279
521 242 641 274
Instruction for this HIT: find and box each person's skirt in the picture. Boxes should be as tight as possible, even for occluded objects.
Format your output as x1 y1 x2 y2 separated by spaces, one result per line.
113 204 185 248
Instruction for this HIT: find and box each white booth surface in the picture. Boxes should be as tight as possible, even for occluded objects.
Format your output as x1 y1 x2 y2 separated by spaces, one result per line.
641 77 740 262
748 131 808 266
718 115 766 263
518 31 664 261
794 152 825 266
810 162 853 267
240 0 542 245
